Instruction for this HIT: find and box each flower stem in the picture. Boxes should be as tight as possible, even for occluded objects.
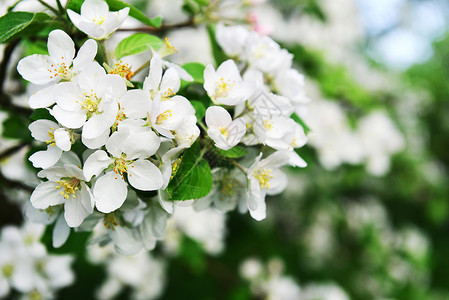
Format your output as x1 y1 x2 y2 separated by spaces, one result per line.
37 0 59 15
99 40 109 65
131 59 151 78
230 159 248 174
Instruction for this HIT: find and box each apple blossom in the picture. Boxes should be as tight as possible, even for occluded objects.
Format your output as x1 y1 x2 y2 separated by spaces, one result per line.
205 106 246 150
67 0 130 40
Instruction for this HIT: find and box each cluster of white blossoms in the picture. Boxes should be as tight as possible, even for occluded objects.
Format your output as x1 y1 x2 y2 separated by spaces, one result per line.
87 243 166 300
305 99 405 176
17 0 309 252
240 257 349 300
0 222 74 300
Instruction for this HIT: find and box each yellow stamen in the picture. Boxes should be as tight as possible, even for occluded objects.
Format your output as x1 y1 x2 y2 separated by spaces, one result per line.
46 127 56 146
103 213 119 230
218 126 229 137
109 60 134 80
156 109 173 124
215 77 235 98
263 119 272 130
254 168 273 189
56 177 80 200
2 264 13 278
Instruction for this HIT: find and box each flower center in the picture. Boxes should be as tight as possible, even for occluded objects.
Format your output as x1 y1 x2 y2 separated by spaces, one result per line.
112 156 133 179
78 92 101 118
103 213 119 230
93 16 105 25
215 78 235 99
2 264 13 278
56 177 80 200
263 119 272 130
158 37 178 58
47 60 73 81
218 126 229 137
109 61 134 80
156 109 173 124
254 168 273 189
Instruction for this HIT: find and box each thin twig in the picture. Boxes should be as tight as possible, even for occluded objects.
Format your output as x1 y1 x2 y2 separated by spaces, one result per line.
117 18 196 33
37 0 59 15
132 59 151 78
0 142 29 161
0 171 34 193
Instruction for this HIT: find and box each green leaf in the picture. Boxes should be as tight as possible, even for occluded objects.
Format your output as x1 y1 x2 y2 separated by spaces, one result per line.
190 100 206 120
166 142 213 201
206 24 228 66
67 0 162 27
115 33 163 59
22 39 48 56
0 12 51 44
30 108 54 121
214 145 248 158
182 62 205 83
291 112 311 134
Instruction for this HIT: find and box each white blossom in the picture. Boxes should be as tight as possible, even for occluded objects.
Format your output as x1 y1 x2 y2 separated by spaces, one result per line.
67 0 129 40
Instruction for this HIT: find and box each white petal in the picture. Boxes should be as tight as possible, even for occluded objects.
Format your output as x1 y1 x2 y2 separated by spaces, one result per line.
160 68 180 95
128 160 163 191
55 82 82 111
82 128 110 149
249 197 266 221
81 0 109 20
266 169 288 195
94 172 128 213
123 130 160 159
67 9 82 27
29 85 57 109
79 182 94 213
144 53 162 92
82 113 112 139
110 225 142 255
52 105 86 129
119 89 149 119
106 127 129 157
29 119 59 142
47 29 75 66
29 146 63 169
205 106 232 128
64 195 90 227
73 39 98 73
203 64 216 97
54 128 72 151
53 214 70 248
17 54 55 85
30 181 65 209
83 150 113 181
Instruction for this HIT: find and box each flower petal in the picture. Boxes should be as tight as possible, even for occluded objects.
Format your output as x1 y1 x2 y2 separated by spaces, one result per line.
47 29 75 66
54 128 72 151
17 54 55 85
128 160 163 191
52 105 86 129
94 172 128 213
72 39 97 73
205 106 232 128
83 150 113 181
123 130 161 159
64 196 90 227
30 181 65 209
29 119 59 142
29 146 62 169
52 213 70 248
29 85 57 109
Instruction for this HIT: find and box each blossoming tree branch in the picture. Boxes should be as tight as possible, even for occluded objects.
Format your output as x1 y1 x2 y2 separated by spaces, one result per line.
0 0 309 254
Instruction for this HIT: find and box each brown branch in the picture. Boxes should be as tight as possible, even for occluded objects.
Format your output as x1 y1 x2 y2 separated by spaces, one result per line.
117 18 196 33
0 171 34 193
0 142 29 161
